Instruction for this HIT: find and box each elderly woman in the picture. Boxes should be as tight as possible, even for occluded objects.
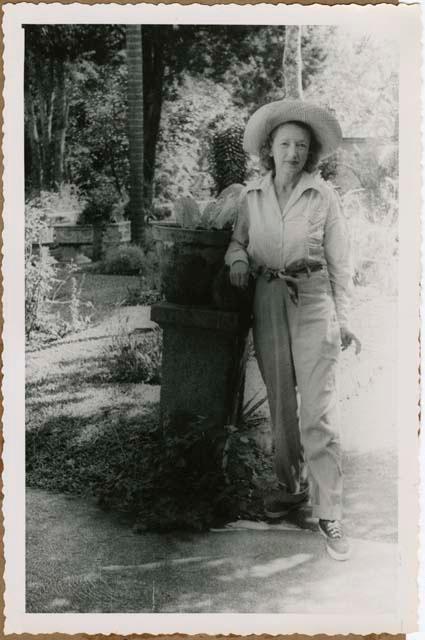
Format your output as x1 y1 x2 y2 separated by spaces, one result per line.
225 99 361 561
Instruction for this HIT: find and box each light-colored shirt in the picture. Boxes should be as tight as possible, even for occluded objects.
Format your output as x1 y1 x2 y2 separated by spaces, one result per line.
225 170 352 329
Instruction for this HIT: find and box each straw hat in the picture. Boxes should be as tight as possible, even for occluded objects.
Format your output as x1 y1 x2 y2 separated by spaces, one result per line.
243 99 342 158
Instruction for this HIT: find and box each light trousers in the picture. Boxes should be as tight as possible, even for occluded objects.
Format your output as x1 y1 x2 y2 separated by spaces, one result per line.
253 270 343 520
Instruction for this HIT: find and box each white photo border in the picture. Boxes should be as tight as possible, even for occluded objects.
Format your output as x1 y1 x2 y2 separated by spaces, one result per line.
2 2 420 635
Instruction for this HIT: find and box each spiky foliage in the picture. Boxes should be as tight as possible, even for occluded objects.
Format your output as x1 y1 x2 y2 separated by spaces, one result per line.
208 125 248 196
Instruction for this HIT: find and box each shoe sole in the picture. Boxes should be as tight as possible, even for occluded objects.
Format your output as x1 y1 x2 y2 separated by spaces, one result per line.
319 526 351 561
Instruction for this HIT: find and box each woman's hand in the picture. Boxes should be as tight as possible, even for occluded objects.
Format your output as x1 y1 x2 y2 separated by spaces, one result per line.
340 326 362 354
230 261 249 289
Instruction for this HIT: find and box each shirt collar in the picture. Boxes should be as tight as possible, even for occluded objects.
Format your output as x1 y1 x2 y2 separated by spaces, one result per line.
246 170 327 198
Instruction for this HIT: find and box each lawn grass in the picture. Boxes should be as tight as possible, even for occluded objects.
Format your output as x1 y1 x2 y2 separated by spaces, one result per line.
51 268 141 326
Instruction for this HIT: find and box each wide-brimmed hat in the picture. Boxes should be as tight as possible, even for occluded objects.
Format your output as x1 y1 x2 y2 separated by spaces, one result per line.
243 99 342 158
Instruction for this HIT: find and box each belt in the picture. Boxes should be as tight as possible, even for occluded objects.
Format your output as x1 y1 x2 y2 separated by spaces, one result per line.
259 261 324 305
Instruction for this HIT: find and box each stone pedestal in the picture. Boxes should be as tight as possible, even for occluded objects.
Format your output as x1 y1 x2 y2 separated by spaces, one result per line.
151 302 249 426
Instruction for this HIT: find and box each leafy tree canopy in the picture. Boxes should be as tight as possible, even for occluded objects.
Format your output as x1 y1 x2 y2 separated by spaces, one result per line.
24 23 398 217
25 24 125 64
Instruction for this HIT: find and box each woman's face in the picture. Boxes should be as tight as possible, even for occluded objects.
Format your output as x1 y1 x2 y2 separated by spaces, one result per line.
270 123 311 177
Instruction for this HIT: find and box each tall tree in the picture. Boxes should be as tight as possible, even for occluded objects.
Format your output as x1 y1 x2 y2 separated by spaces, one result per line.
283 26 303 99
126 25 145 245
25 27 71 192
24 25 124 196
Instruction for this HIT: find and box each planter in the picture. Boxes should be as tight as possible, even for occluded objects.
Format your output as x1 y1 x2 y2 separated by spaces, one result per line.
152 221 232 306
53 224 94 245
44 221 131 262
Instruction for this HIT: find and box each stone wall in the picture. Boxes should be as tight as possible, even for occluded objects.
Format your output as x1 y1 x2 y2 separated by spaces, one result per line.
36 221 131 263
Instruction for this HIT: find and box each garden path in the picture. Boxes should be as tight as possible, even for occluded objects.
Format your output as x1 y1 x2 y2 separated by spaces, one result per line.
27 485 396 615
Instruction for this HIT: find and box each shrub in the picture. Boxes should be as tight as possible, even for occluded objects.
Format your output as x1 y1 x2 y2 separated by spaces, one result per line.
123 284 163 307
26 199 93 344
343 189 398 294
338 142 398 221
25 184 84 225
319 152 338 182
102 328 162 384
25 200 62 340
154 77 244 204
101 413 266 532
26 404 269 531
78 178 125 226
25 249 57 340
98 245 148 276
207 124 248 195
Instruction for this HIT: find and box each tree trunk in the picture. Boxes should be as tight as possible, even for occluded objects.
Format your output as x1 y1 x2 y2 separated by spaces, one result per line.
25 53 70 194
283 26 303 99
24 80 43 195
126 25 145 246
38 58 56 189
52 59 69 187
142 27 165 212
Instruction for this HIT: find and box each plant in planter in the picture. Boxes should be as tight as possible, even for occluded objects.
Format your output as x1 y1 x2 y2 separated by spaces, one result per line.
79 180 129 261
79 180 122 226
152 124 249 307
208 124 248 197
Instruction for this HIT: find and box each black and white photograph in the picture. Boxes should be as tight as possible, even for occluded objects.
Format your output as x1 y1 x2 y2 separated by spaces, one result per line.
2 2 420 635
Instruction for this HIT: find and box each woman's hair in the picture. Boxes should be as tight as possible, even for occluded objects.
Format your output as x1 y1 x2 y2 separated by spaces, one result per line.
258 120 322 174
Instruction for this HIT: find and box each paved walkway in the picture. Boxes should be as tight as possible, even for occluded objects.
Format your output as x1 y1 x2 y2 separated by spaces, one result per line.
27 489 396 614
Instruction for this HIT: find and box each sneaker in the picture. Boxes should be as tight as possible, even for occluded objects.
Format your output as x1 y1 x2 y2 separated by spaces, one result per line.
264 488 309 519
318 519 351 561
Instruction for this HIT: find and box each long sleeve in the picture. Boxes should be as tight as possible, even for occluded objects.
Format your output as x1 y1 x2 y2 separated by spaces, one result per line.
324 189 353 330
224 193 250 267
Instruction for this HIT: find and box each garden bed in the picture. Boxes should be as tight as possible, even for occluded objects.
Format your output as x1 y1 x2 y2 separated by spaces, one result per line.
26 313 273 531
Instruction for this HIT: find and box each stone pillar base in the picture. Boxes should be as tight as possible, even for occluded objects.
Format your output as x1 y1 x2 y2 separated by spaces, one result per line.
151 302 249 426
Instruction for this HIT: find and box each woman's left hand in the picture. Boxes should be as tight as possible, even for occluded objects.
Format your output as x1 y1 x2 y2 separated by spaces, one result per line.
340 327 362 354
